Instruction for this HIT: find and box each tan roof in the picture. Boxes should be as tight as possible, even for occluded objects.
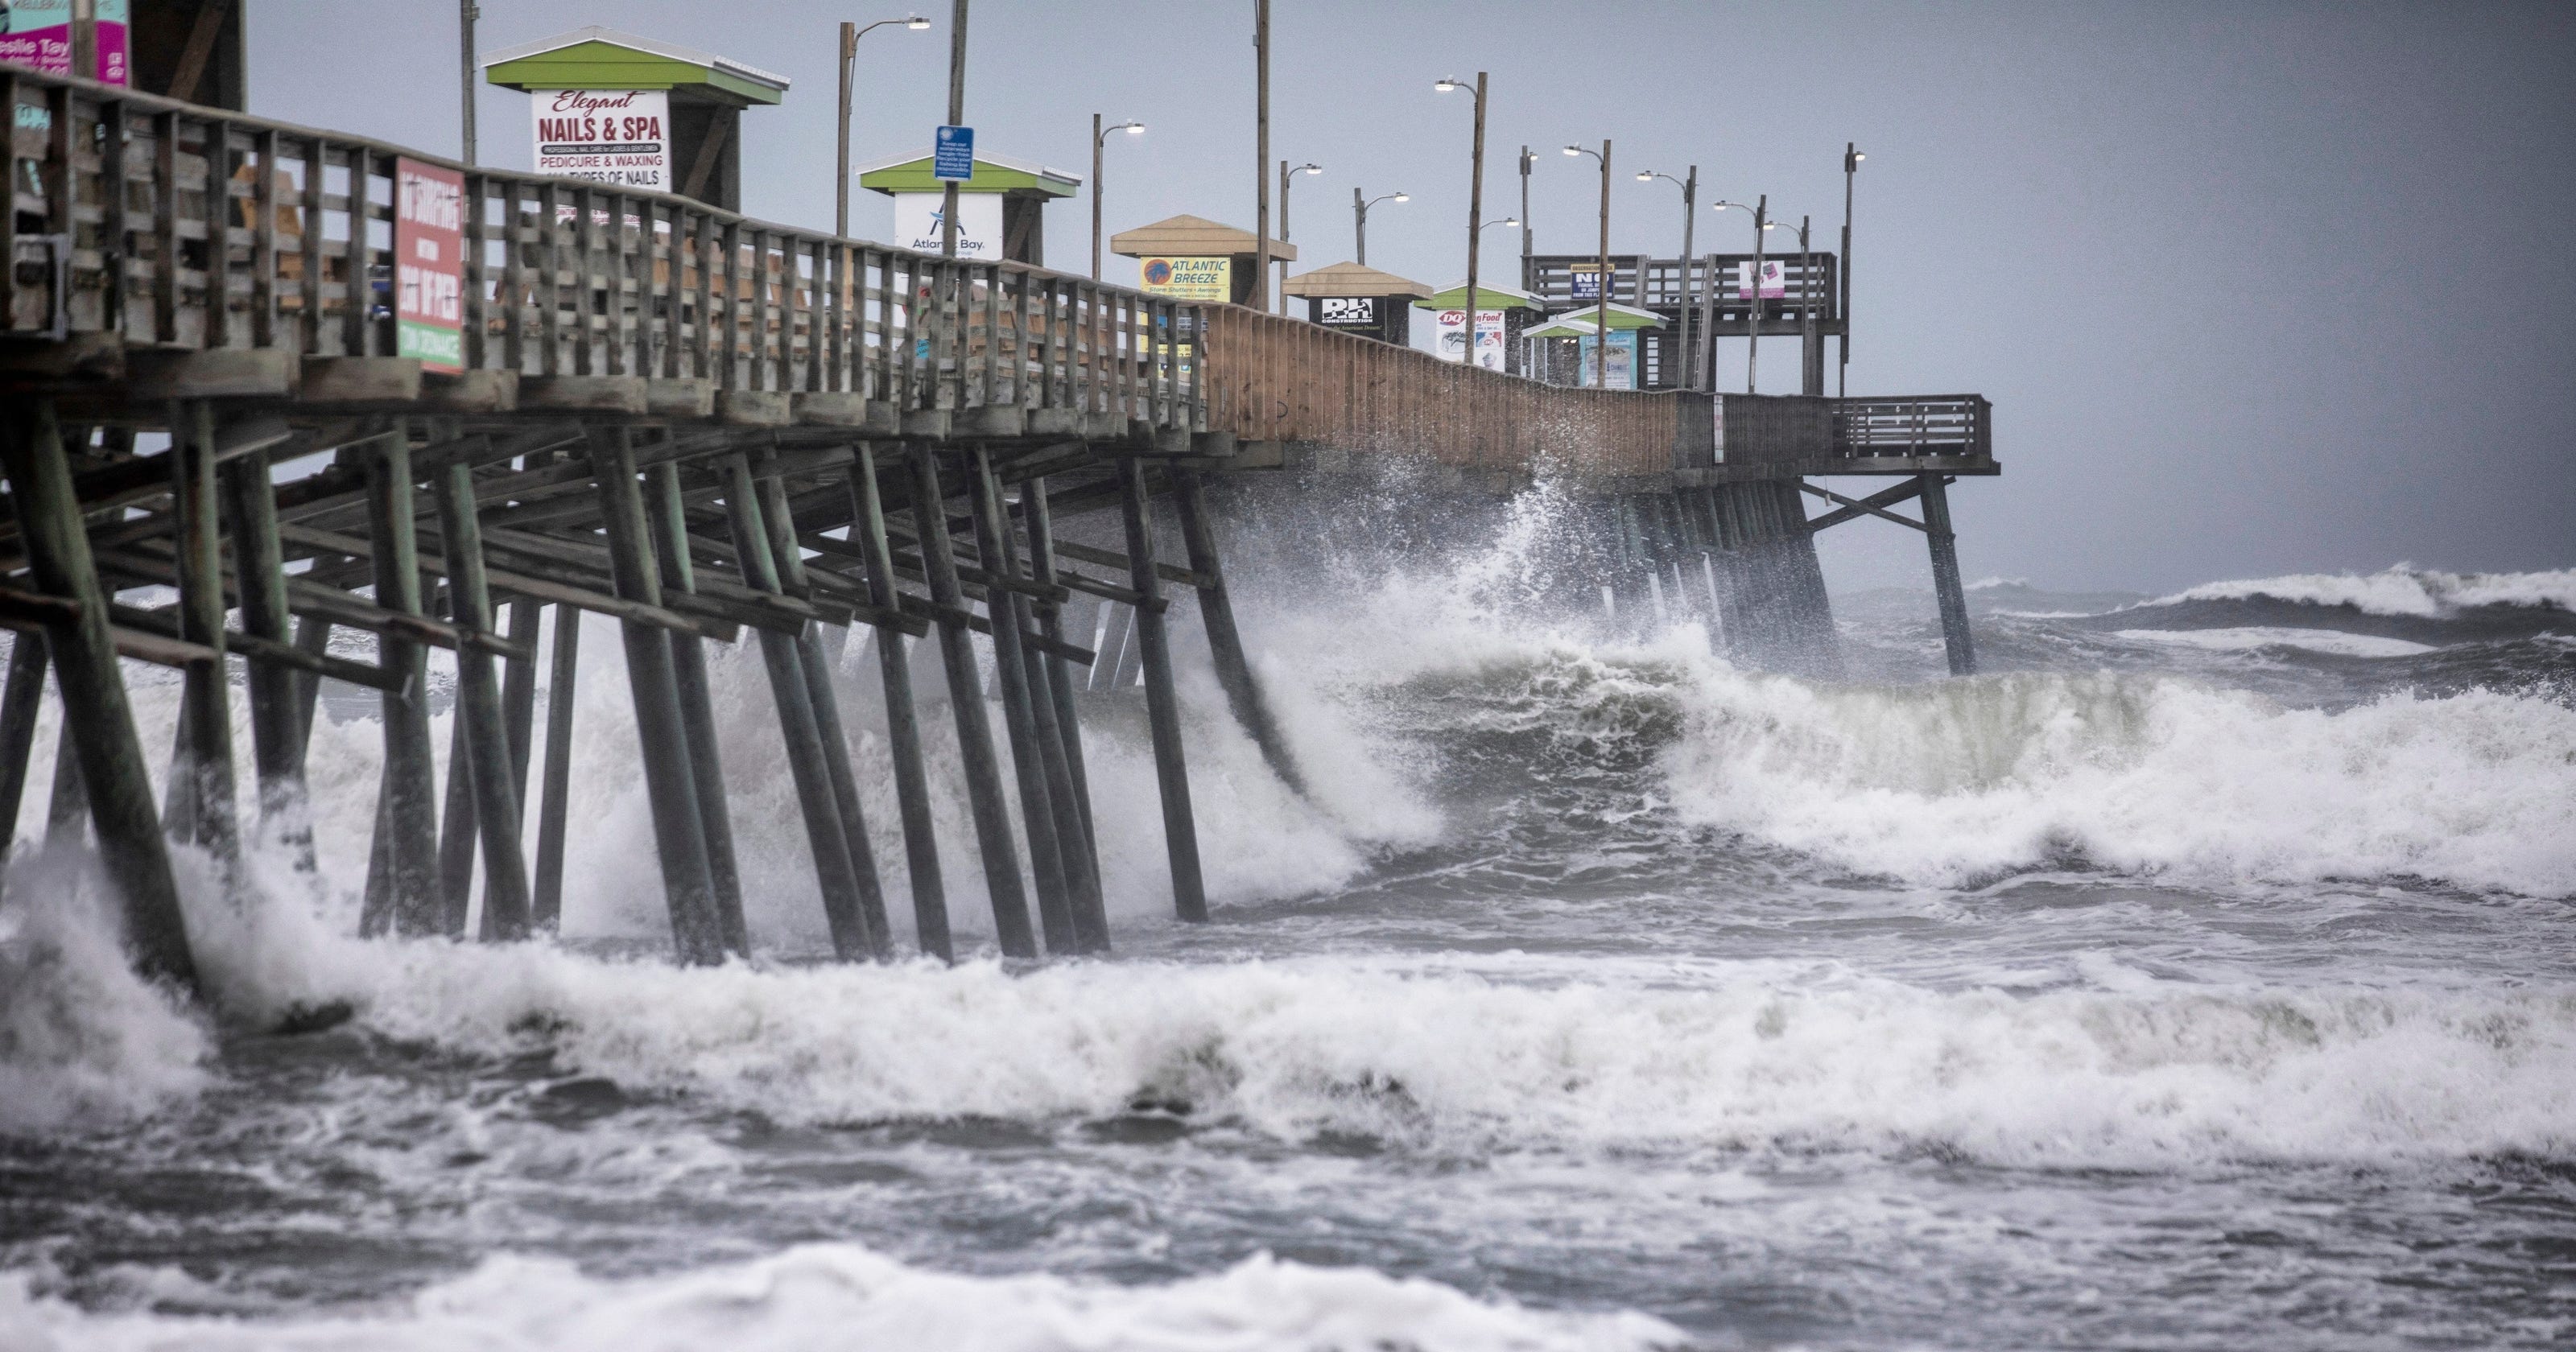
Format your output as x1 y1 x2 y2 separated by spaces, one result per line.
1281 262 1430 299
1108 214 1296 262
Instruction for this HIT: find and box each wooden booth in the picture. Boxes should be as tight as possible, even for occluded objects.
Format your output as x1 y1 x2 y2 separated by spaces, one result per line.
1281 262 1429 348
856 148 1080 266
1110 215 1294 309
485 26 789 213
1413 281 1544 373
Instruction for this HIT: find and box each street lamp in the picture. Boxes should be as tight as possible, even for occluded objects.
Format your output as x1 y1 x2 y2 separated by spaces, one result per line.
1278 160 1321 302
1711 197 1778 393
836 15 931 238
1638 167 1699 388
1090 115 1145 281
1840 144 1863 395
1436 73 1489 368
1352 189 1407 266
1565 142 1612 387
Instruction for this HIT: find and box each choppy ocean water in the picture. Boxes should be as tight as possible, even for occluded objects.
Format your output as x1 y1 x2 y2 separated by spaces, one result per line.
3 498 2571 1350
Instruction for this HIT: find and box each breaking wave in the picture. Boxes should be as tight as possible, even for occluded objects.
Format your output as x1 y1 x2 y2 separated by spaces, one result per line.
2144 565 2576 618
0 1243 1680 1352
1663 667 2576 896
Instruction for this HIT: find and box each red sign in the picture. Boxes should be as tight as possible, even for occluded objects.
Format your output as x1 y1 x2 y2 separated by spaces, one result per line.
394 157 464 374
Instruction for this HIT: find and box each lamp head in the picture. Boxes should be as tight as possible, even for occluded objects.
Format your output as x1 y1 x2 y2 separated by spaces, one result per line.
1435 77 1462 93
1392 192 1410 203
1563 146 1582 156
905 15 930 28
1299 163 1323 175
1124 122 1145 134
1500 217 1520 228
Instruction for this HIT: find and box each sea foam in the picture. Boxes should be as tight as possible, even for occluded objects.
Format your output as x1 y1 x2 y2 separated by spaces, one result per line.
0 1244 1680 1352
1663 667 2576 897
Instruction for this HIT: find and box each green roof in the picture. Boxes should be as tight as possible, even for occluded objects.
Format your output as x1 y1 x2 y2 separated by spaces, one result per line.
856 151 1080 198
1412 282 1543 311
484 29 789 105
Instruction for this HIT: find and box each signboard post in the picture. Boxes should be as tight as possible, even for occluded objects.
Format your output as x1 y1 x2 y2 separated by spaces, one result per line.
934 126 976 181
394 157 465 374
529 89 670 191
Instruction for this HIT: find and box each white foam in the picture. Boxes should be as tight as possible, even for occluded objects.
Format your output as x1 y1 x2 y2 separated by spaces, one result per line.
2109 627 2438 657
1664 668 2576 897
0 1243 1680 1352
0 849 210 1136
2148 565 2576 616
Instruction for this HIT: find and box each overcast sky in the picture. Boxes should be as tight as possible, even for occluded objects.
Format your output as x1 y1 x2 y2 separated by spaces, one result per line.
248 1 2573 593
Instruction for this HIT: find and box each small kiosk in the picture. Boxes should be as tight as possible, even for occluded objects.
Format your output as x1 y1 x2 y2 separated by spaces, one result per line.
1281 262 1429 347
485 26 789 212
1412 281 1545 373
1110 215 1294 308
1523 302 1667 390
856 148 1080 266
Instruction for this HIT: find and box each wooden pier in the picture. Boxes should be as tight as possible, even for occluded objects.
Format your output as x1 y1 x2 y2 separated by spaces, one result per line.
0 67 1996 990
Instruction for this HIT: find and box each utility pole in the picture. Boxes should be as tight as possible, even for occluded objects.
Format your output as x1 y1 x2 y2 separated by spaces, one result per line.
1519 146 1534 277
1253 0 1271 311
1093 113 1105 281
459 2 479 163
940 0 968 259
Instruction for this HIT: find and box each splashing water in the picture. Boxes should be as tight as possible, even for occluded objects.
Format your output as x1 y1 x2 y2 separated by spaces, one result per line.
3 478 2572 1350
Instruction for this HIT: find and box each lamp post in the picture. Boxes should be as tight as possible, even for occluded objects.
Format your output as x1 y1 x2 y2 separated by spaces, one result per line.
1090 115 1144 281
1840 143 1863 395
836 14 931 238
1564 142 1612 387
1435 74 1489 366
1278 159 1320 303
1638 167 1698 388
1352 189 1407 266
1712 196 1776 393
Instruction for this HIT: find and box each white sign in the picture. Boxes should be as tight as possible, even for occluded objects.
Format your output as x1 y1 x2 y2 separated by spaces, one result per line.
892 192 1002 258
1736 258 1785 299
530 89 670 192
1435 307 1507 371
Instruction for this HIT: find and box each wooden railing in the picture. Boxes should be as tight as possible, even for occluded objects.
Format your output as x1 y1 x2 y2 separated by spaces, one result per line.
1198 307 1690 476
1716 394 1991 467
1 66 1954 485
0 67 1191 425
1522 253 1840 328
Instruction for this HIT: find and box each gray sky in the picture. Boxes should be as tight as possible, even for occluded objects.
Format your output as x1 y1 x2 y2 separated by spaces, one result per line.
249 1 2574 593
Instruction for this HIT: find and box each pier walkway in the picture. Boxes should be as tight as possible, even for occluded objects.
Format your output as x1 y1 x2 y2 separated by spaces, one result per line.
0 68 1996 988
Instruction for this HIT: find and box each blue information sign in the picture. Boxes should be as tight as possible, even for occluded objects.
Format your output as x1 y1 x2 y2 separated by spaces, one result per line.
934 126 975 182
